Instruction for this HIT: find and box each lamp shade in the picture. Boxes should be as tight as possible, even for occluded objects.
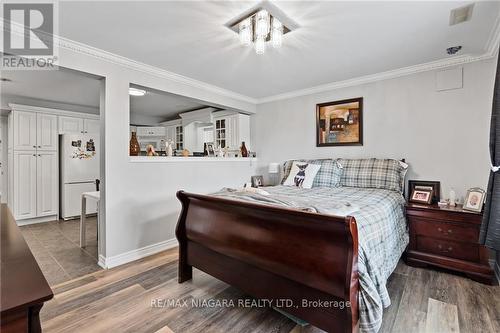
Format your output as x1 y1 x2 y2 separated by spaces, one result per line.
268 162 280 174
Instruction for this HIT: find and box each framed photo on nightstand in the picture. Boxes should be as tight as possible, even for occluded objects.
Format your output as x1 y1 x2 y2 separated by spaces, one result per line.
251 175 264 188
409 189 433 204
463 188 486 212
408 180 441 204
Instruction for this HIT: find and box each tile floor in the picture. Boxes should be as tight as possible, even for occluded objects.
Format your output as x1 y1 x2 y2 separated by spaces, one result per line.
20 217 102 286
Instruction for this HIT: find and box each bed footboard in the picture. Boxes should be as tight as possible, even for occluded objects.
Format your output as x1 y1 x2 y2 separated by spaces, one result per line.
175 190 359 333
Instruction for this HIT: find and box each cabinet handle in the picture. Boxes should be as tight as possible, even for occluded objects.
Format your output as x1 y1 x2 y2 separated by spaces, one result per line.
38 154 41 157
33 154 36 157
38 145 41 148
33 145 36 148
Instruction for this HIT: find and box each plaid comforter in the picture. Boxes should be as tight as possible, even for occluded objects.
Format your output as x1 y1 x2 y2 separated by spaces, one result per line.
214 185 408 333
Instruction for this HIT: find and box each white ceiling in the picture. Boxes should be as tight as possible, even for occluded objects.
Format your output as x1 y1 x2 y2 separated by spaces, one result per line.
0 67 101 110
58 1 500 99
130 84 210 119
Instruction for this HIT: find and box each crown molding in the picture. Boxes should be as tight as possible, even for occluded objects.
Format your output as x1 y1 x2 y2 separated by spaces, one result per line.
256 51 497 104
56 36 259 105
256 13 500 104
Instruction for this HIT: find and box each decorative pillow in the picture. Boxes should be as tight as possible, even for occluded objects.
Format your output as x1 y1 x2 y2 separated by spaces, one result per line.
281 159 342 188
338 158 404 192
283 162 321 189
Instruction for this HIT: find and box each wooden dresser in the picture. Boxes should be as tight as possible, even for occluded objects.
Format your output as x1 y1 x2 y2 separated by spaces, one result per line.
405 203 494 284
0 206 53 332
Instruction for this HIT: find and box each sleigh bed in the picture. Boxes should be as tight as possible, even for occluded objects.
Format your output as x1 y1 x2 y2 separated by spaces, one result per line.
175 159 408 333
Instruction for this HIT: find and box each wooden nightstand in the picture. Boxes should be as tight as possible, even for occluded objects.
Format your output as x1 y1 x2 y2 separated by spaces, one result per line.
405 203 494 284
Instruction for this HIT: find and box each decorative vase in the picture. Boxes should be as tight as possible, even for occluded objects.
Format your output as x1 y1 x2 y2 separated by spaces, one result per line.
129 132 140 156
241 141 248 157
167 140 173 157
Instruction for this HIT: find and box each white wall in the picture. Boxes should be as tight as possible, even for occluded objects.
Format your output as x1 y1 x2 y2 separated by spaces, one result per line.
253 58 497 201
55 43 256 260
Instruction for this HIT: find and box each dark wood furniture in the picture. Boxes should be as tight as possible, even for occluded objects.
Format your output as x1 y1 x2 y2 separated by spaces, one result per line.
176 191 359 333
405 203 494 284
1 206 53 332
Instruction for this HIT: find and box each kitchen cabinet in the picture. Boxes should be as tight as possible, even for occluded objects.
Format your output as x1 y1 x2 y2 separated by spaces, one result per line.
162 120 183 151
13 111 57 151
13 111 37 150
136 126 166 136
84 118 100 134
36 113 58 151
36 151 58 217
59 116 83 134
13 151 37 219
9 105 60 221
212 112 250 151
59 116 99 134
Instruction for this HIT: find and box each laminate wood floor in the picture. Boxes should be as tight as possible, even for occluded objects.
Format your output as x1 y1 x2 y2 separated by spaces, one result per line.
39 248 499 333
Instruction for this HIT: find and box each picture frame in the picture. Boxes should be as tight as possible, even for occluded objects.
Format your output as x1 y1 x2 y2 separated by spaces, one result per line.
408 180 441 204
410 189 433 204
463 187 486 212
316 97 363 146
251 175 264 188
206 143 215 157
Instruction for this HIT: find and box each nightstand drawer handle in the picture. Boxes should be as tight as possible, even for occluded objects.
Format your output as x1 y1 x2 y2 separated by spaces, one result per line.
437 244 453 252
437 227 453 234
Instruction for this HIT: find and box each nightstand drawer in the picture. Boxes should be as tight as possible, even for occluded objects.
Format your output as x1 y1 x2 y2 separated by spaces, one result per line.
416 236 479 262
410 217 479 242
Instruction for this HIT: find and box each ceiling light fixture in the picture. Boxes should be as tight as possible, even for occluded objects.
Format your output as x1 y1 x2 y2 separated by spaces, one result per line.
226 2 296 55
129 87 146 96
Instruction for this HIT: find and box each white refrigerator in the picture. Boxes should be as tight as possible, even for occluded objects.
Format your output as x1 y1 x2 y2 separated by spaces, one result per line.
60 134 100 220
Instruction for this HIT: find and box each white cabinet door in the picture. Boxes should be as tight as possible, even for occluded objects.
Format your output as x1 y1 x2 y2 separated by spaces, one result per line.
13 151 37 220
136 127 166 136
150 127 165 136
59 116 83 134
84 118 100 134
136 127 152 136
13 111 37 150
36 151 58 217
165 126 176 142
36 113 58 151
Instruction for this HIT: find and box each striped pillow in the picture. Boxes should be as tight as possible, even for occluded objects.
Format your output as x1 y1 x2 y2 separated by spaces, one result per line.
281 159 342 188
338 158 404 192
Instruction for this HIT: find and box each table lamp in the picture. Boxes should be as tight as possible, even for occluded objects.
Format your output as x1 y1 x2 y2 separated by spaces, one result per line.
268 162 280 186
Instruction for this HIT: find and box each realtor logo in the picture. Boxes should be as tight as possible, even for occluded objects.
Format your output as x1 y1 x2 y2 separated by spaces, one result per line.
2 2 58 70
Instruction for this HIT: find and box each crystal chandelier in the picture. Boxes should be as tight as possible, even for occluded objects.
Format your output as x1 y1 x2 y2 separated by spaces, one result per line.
230 8 291 55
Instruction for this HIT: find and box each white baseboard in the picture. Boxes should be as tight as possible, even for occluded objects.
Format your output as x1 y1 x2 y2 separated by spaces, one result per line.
99 238 178 269
16 215 58 226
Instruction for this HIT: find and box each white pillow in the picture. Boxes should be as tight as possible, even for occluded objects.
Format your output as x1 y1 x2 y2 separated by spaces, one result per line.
283 162 321 189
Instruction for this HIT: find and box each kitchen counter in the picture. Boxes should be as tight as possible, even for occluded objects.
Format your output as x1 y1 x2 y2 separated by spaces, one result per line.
130 156 258 163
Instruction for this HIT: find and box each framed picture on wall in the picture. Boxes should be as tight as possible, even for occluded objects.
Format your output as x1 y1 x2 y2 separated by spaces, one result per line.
316 97 363 146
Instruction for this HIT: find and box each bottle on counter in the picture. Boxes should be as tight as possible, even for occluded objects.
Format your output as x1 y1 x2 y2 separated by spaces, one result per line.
241 141 248 157
129 132 140 156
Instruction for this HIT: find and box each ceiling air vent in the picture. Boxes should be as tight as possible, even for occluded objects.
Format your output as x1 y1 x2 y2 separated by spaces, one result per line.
449 3 474 26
